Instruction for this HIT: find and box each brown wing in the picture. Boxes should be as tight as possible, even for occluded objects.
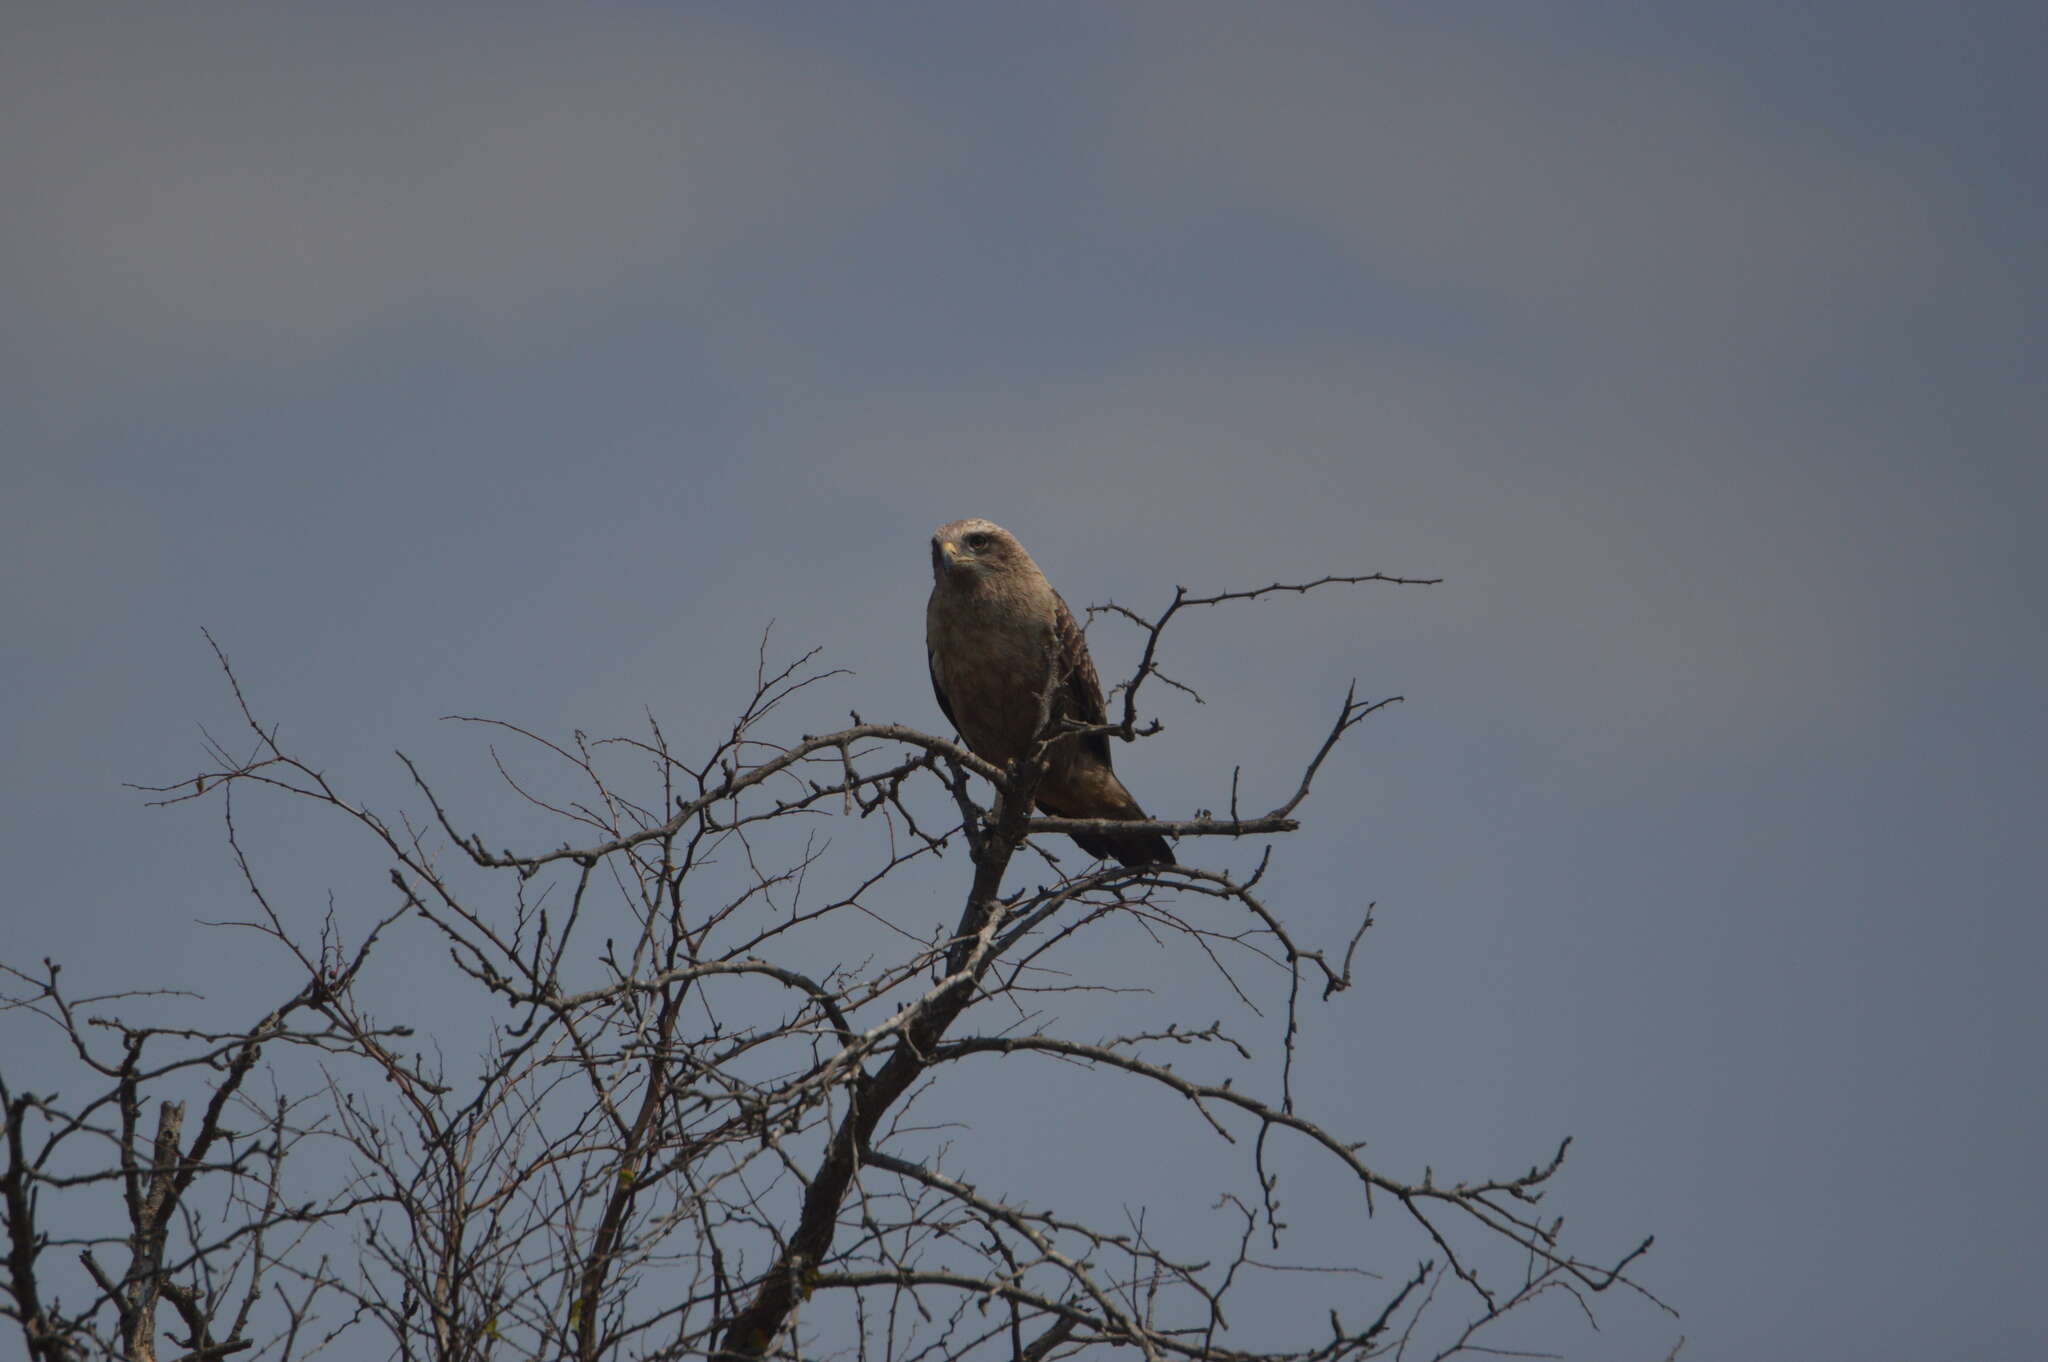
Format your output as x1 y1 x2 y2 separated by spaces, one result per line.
926 643 959 734
1050 592 1113 766
1047 592 1174 866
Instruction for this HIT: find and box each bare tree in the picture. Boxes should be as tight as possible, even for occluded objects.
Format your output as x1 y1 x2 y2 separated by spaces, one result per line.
2 576 1668 1361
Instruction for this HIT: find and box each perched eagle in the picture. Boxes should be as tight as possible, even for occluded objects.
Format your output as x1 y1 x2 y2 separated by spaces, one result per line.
925 518 1175 867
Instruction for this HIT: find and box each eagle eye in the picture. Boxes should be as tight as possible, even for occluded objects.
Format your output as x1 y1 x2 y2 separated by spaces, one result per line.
964 532 992 550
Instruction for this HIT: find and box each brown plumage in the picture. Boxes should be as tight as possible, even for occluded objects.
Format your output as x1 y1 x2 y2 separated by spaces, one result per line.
925 518 1174 868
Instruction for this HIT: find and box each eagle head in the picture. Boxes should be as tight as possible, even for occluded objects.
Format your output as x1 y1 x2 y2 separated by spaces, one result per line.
930 518 1029 584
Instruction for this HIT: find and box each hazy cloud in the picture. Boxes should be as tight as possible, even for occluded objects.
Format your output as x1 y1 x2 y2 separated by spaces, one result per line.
4 6 937 398
1101 7 1956 369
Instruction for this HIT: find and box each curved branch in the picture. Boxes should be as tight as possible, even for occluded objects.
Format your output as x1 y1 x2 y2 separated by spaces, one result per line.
929 1033 1649 1308
444 725 1000 876
1099 573 1440 734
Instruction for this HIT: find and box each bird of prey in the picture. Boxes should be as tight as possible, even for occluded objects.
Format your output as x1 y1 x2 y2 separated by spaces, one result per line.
925 518 1175 867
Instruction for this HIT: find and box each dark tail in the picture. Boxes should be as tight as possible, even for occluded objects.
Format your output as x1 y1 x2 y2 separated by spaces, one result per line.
1076 827 1176 868
1045 799 1176 867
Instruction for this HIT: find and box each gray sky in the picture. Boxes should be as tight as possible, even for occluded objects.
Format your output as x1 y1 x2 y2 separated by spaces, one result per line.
5 3 2044 1358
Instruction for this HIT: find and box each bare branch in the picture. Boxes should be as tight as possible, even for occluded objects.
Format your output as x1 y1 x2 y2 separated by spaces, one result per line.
5 571 1674 1362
